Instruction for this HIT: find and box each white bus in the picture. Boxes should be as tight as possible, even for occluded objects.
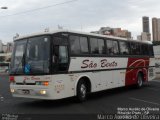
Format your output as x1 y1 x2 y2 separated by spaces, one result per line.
9 30 155 101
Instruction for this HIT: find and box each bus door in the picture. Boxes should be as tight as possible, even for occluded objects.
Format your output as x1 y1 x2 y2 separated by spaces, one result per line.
52 35 75 98
52 35 69 73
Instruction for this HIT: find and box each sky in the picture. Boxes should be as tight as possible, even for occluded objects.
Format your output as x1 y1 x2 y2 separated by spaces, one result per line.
0 0 160 43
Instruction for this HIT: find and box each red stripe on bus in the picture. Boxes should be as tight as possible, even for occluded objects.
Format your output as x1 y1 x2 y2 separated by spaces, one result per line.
125 58 149 86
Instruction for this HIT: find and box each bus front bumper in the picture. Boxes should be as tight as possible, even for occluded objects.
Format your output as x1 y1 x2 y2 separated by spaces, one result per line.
10 85 54 100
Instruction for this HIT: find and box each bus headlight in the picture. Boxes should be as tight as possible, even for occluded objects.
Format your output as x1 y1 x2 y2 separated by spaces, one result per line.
10 88 15 93
40 90 46 95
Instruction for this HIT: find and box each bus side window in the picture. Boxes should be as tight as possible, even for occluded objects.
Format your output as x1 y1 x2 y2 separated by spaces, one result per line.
90 38 99 54
69 35 81 54
141 44 149 55
130 42 141 55
90 38 105 55
119 41 130 55
106 40 119 55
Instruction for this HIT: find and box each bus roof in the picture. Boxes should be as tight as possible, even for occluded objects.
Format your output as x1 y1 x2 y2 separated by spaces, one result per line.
14 29 152 44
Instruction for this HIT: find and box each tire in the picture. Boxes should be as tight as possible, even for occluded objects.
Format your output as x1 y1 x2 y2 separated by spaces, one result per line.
137 74 143 88
77 80 87 102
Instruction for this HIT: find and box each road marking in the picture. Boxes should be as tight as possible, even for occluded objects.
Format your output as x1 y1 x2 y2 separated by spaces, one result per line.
129 97 160 106
152 80 160 83
146 88 160 91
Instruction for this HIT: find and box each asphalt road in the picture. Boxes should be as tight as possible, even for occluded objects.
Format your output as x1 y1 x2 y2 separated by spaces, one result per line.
0 75 160 120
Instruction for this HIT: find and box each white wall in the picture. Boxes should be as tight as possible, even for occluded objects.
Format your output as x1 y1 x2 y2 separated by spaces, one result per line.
154 45 160 79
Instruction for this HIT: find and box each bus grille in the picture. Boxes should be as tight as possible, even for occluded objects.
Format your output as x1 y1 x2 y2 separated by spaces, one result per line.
16 83 36 85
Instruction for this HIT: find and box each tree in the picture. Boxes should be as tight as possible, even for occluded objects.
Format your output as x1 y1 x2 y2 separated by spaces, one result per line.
0 56 5 62
6 58 11 62
0 51 4 53
153 41 160 46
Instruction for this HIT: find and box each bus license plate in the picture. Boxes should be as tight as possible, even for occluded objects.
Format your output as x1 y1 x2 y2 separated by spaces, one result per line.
22 90 30 95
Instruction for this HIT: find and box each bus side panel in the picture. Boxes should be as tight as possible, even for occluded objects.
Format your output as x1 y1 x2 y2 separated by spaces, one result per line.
100 71 113 90
113 70 126 88
52 74 75 99
52 73 100 99
112 58 128 88
69 57 128 91
125 58 149 86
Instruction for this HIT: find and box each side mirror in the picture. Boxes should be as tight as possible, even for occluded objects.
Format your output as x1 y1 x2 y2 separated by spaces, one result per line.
52 55 58 63
52 56 55 63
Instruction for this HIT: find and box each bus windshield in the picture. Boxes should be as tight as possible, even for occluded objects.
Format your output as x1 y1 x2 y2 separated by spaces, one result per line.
10 36 50 75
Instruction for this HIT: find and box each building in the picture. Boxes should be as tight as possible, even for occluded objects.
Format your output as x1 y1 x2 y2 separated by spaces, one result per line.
143 16 150 33
152 17 160 41
99 27 113 35
141 32 151 41
6 42 13 53
0 41 13 63
141 16 151 41
91 27 132 39
137 35 142 41
0 40 13 53
137 32 151 41
2 45 7 53
0 40 3 52
112 28 132 39
152 18 158 41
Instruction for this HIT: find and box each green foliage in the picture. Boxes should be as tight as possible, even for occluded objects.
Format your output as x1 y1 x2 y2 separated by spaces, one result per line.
153 41 160 46
0 51 4 53
0 56 5 62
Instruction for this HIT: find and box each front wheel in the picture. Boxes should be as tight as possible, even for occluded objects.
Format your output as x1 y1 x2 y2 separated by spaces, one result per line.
77 80 87 102
137 74 143 88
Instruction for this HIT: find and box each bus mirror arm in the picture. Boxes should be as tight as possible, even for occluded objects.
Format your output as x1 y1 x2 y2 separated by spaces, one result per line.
52 56 55 63
52 55 58 63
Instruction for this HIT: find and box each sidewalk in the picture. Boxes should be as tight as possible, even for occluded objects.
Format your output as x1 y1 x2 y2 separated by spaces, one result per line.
0 72 9 76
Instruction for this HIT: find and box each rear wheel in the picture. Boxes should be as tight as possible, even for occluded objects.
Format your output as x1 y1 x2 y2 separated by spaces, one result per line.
137 74 143 88
77 80 87 102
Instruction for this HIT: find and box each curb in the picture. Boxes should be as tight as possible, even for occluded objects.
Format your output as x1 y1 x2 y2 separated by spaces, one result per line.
0 73 9 76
